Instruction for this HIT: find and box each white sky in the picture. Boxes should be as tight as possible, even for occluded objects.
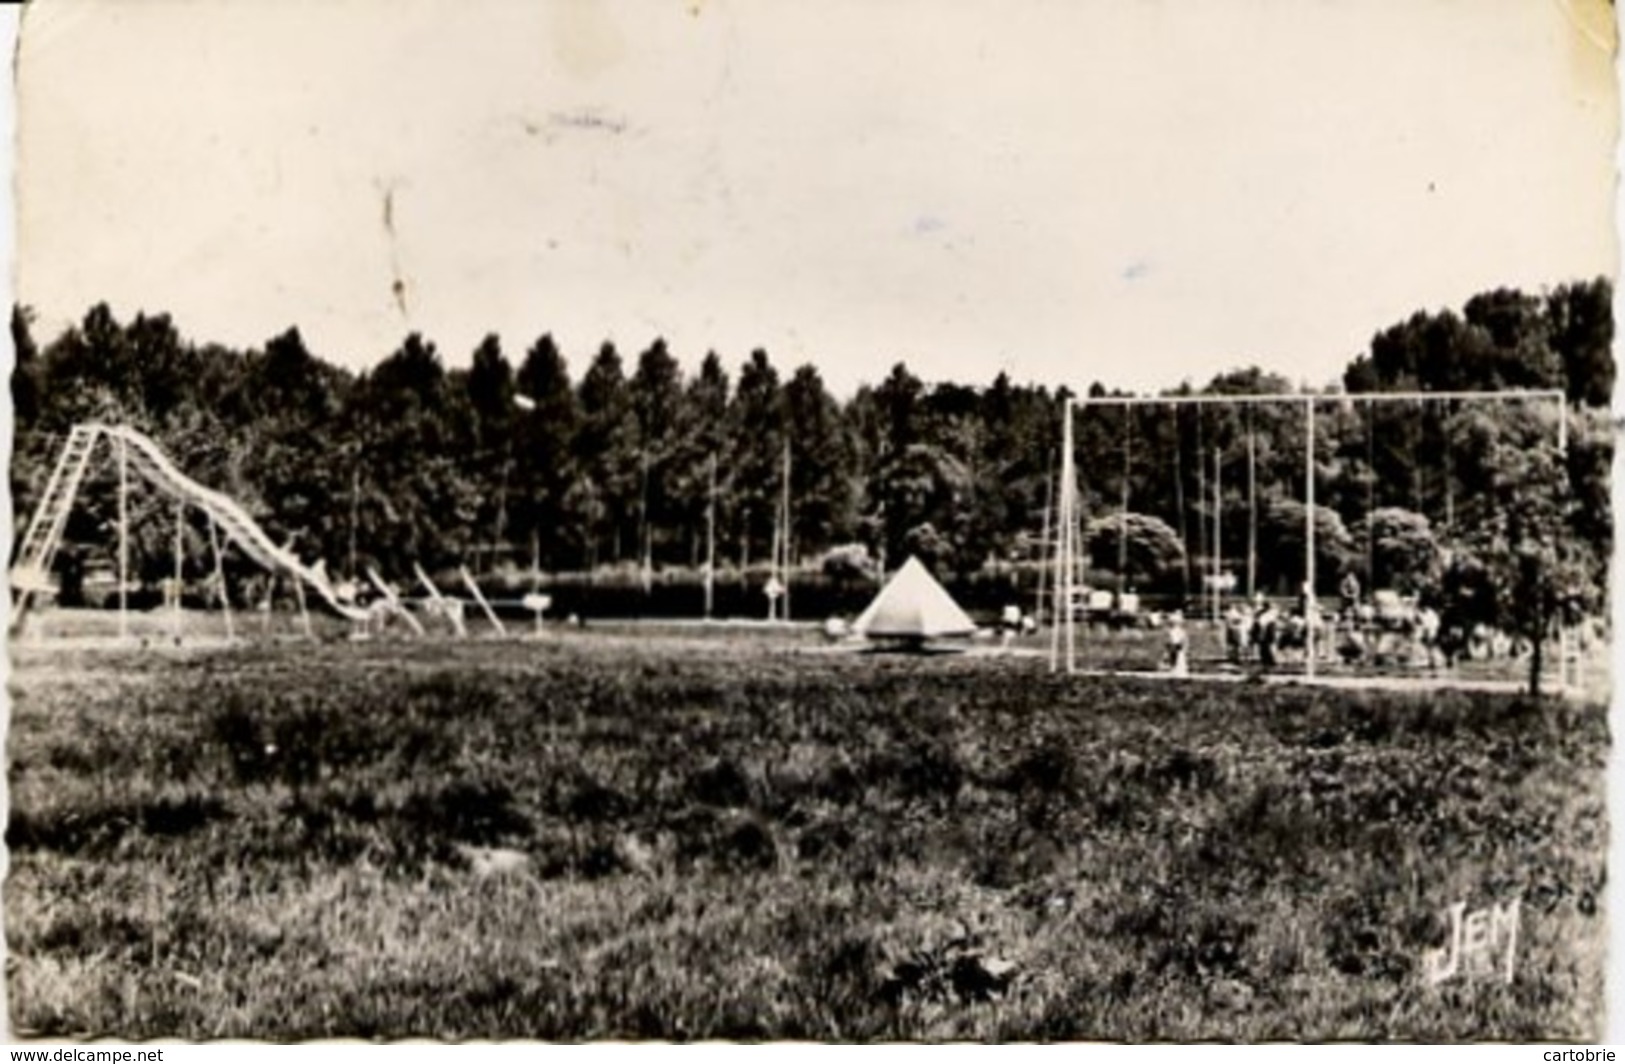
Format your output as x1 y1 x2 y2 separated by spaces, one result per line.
11 0 1620 396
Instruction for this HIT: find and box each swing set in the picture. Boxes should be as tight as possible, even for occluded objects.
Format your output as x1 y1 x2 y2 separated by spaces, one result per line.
1046 387 1572 686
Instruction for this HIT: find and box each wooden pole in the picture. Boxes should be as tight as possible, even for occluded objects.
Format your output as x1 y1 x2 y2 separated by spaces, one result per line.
173 498 185 642
414 562 466 638
1195 410 1206 598
1246 417 1257 600
494 458 511 569
639 451 652 595
1412 400 1424 515
704 452 717 621
1305 397 1317 679
293 575 314 640
1212 447 1222 624
1036 447 1054 628
366 566 425 636
781 440 792 623
1060 400 1077 674
118 435 129 642
875 497 886 581
767 502 780 623
1050 408 1068 671
459 566 506 636
1174 409 1189 597
1366 404 1376 590
1558 397 1571 694
207 513 235 641
348 459 359 581
1118 409 1131 580
1442 400 1455 531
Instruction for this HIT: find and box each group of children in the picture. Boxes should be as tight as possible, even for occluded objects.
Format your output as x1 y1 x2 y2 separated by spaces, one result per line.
1169 588 1315 676
993 592 1326 677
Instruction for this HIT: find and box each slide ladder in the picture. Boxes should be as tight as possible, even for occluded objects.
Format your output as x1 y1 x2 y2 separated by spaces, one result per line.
10 423 370 627
10 424 101 625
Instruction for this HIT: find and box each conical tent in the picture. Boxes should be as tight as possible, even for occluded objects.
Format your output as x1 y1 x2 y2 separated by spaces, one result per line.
853 556 977 639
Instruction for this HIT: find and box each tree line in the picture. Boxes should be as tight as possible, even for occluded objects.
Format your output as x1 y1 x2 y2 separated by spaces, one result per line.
9 278 1613 624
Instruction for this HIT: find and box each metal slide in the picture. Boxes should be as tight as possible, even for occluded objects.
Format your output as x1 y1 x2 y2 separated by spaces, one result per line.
11 422 370 626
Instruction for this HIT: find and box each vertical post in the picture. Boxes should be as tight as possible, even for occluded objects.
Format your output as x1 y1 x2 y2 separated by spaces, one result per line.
207 513 234 641
292 576 313 640
1063 399 1078 675
1174 408 1190 598
173 498 185 642
1195 410 1206 595
1212 447 1222 624
348 458 359 581
1246 418 1257 600
1411 401 1422 513
1050 403 1071 672
875 500 886 581
639 451 652 595
1557 395 1571 695
1366 402 1376 590
493 458 511 570
782 440 792 623
118 434 129 642
767 499 781 623
1048 473 1063 670
1036 448 1054 628
1118 409 1131 579
704 452 717 621
1443 400 1455 530
1305 396 1317 679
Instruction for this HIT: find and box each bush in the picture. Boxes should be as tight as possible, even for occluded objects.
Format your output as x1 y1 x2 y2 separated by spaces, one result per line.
820 543 878 582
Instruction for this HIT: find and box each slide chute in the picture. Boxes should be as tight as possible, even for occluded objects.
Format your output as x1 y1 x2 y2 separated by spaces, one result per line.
11 423 368 627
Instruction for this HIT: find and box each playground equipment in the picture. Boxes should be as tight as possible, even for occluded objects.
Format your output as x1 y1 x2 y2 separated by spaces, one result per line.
364 567 428 636
767 440 793 622
413 562 468 637
458 566 509 636
1048 389 1573 687
9 423 541 643
10 423 368 634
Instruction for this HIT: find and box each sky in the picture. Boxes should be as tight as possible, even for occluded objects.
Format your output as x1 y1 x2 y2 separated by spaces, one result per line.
10 0 1620 397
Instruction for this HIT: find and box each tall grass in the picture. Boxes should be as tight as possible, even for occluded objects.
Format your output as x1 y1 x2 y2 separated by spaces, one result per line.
5 638 1606 1040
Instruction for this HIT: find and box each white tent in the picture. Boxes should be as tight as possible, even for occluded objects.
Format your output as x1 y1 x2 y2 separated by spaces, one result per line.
853 556 978 640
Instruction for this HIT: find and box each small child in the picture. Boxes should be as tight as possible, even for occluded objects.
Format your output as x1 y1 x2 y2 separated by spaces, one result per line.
999 604 1021 650
1165 609 1189 676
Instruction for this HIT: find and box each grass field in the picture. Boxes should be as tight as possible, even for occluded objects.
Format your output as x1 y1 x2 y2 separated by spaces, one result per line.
4 627 1608 1040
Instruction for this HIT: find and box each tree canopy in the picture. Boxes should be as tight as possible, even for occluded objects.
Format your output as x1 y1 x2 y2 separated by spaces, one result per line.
11 277 1612 672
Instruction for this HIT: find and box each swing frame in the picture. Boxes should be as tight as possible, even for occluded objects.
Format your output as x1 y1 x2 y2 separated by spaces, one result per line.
1050 388 1569 685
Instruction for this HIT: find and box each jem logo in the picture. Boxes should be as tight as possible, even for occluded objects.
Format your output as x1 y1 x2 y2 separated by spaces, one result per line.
1421 898 1520 986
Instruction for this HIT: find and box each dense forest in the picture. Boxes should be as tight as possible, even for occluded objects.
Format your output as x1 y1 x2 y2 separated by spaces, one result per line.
8 277 1614 629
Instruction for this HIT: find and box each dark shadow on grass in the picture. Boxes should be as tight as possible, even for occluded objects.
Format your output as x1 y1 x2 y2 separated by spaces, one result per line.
856 639 972 657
